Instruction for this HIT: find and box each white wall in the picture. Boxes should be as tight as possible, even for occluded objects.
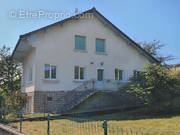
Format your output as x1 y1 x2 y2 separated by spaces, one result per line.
22 48 36 93
23 15 149 92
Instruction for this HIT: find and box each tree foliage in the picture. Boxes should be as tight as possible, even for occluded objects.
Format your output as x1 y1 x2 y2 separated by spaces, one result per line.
128 64 179 109
0 45 26 119
139 40 175 63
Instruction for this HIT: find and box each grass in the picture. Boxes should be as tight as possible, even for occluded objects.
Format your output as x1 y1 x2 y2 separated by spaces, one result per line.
68 92 106 113
68 91 141 113
7 108 180 135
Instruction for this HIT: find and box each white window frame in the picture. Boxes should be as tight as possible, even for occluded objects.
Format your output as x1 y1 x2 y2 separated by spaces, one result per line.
115 69 125 81
44 64 57 80
74 66 86 81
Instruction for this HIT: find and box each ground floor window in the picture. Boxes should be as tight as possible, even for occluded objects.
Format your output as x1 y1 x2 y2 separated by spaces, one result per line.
115 69 124 80
74 66 85 80
44 64 57 79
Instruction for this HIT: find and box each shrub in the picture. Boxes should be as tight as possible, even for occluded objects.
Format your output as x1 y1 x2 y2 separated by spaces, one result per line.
128 63 179 112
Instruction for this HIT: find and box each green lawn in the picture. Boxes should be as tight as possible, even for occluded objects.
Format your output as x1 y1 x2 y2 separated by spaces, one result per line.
8 109 180 135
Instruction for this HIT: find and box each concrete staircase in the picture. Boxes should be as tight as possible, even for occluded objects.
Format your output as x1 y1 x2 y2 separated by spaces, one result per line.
56 80 97 112
61 89 96 112
60 79 128 112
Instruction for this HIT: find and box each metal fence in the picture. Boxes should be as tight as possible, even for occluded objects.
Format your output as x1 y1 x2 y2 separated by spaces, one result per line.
3 113 180 135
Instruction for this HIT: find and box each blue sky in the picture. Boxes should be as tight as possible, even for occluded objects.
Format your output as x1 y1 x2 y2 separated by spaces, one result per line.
0 0 179 64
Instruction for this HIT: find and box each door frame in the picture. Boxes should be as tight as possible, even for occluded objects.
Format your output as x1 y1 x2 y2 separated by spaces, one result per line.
96 68 104 81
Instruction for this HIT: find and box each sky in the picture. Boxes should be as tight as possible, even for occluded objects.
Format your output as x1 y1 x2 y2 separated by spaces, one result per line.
0 0 179 64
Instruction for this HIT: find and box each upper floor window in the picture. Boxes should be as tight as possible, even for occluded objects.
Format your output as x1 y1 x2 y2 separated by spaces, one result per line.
115 69 124 81
28 67 32 82
44 64 56 79
74 66 85 80
75 35 86 51
96 38 105 53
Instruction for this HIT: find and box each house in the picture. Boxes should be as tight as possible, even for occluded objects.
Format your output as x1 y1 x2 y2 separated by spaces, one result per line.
12 7 158 113
172 63 180 71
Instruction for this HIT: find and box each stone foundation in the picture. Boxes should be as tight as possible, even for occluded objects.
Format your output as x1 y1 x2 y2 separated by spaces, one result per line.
25 90 95 113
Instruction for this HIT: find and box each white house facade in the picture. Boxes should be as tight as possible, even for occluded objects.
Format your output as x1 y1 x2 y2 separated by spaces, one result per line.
12 8 158 113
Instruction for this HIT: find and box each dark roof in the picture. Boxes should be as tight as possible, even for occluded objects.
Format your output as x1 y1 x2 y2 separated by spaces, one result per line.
12 7 159 63
173 63 180 67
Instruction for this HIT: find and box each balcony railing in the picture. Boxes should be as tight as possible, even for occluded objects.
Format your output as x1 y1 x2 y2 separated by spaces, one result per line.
73 79 129 91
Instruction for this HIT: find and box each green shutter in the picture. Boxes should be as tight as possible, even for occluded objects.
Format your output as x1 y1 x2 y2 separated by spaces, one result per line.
96 39 105 53
75 36 86 50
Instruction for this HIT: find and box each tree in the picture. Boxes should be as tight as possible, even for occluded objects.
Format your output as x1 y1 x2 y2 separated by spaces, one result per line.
139 40 175 63
0 45 26 119
0 46 21 92
128 63 178 111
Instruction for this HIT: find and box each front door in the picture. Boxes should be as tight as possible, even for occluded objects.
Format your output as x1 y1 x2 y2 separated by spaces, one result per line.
96 69 105 90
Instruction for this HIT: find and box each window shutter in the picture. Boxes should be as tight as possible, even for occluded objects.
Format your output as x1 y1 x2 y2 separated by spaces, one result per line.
96 39 105 53
75 36 86 50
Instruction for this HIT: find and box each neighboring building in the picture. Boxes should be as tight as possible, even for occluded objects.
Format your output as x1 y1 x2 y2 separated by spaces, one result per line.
172 63 180 71
12 8 158 113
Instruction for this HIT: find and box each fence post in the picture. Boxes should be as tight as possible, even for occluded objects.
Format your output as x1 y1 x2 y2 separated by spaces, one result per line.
102 120 107 135
47 112 50 135
20 111 22 133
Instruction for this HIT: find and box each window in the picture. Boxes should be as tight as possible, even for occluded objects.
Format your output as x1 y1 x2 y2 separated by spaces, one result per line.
74 66 85 80
47 96 52 102
115 69 124 81
28 68 32 82
96 38 105 53
44 64 57 79
75 35 86 51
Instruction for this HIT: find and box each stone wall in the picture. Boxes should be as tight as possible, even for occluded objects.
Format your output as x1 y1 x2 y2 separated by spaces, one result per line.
26 90 96 113
0 124 26 135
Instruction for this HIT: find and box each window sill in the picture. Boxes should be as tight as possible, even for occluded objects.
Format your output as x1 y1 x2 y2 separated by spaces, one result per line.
43 79 59 83
73 79 86 83
95 52 107 55
73 49 88 53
